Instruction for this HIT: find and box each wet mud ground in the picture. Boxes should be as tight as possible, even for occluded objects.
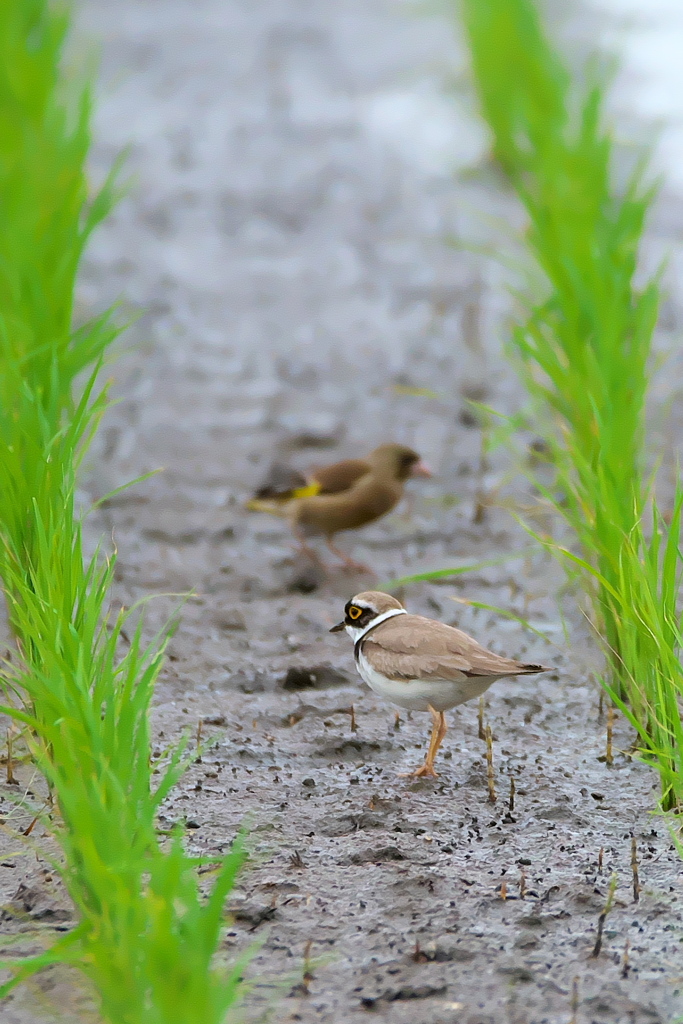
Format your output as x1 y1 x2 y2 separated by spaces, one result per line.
2 0 683 1021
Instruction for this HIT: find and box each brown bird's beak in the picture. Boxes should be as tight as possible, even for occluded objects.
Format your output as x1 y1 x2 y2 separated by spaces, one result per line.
329 621 346 633
411 460 432 478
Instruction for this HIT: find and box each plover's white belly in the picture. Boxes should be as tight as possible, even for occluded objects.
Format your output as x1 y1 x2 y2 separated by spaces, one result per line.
357 650 495 712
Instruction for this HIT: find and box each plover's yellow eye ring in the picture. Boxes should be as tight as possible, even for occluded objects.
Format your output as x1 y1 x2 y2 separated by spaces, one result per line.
348 606 363 620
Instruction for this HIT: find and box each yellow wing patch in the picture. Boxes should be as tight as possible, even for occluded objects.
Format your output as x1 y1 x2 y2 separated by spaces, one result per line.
246 481 321 514
290 482 322 499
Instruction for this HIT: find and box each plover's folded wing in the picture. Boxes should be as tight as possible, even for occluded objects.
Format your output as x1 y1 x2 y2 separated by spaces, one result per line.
362 615 547 681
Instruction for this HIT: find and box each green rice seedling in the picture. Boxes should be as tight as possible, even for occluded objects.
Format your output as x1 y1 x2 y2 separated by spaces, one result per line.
385 549 538 589
0 484 250 1020
523 498 683 811
608 503 683 811
459 0 569 178
0 0 250 1016
0 1 120 426
461 0 658 674
458 0 683 812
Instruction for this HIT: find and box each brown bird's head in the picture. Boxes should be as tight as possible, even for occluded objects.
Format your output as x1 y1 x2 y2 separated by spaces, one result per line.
366 444 431 482
330 590 406 639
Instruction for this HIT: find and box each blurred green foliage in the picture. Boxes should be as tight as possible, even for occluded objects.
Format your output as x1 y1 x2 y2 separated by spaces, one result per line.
0 2 249 1017
460 0 683 812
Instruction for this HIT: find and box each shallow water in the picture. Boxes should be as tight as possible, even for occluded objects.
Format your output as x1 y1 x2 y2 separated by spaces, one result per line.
592 0 683 191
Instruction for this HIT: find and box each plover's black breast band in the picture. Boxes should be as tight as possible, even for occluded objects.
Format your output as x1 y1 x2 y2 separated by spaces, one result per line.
354 619 385 663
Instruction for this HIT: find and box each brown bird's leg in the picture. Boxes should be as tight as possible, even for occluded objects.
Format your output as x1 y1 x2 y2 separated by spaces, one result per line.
325 537 374 575
400 707 446 778
292 528 330 574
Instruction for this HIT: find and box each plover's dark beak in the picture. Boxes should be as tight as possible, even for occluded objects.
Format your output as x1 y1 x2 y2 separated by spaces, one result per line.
411 460 432 478
329 621 346 633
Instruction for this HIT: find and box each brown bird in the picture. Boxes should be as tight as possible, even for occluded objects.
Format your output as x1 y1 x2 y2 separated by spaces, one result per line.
248 444 430 572
289 444 430 572
330 591 549 777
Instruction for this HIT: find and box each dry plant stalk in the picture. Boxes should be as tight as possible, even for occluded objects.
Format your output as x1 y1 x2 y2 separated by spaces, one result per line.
630 836 641 902
598 847 604 873
508 775 516 812
606 705 614 766
5 728 17 785
473 433 490 525
621 938 630 978
485 724 496 803
478 697 486 740
473 496 486 525
591 873 618 958
411 940 428 964
569 975 579 1024
302 938 314 990
500 880 507 900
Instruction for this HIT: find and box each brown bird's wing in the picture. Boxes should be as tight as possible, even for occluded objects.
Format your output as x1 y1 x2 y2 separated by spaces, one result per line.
291 476 402 536
255 458 370 503
312 459 371 494
362 615 547 682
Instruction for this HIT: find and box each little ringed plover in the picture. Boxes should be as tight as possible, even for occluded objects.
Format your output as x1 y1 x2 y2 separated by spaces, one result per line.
331 591 548 777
